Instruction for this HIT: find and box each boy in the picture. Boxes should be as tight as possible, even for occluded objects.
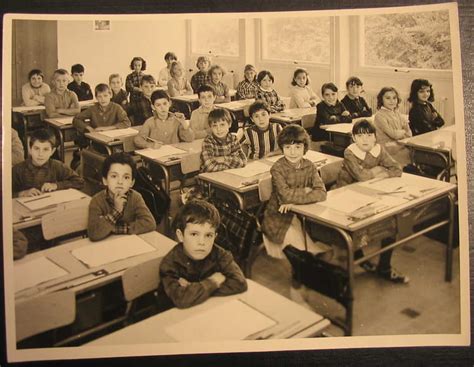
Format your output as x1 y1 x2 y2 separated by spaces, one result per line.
12 128 84 197
109 73 129 111
44 69 81 118
67 64 93 101
87 152 156 241
341 76 372 119
158 200 247 310
158 52 178 87
190 56 211 93
239 101 282 159
189 84 216 139
128 74 155 125
200 108 247 172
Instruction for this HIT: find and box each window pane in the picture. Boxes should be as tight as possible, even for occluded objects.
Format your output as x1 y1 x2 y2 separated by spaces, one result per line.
363 10 452 70
191 19 239 57
261 17 330 64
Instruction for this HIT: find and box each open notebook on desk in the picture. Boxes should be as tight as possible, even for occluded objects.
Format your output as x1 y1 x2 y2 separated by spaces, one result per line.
98 127 139 139
16 189 88 212
15 256 69 293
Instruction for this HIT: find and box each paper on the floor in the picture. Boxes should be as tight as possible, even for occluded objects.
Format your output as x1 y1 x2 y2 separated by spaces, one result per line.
71 235 156 268
165 299 277 342
226 161 271 178
15 256 68 292
99 127 139 138
135 146 188 160
16 189 88 212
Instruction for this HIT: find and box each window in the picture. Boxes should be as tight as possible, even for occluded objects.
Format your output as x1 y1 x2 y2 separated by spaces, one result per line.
191 18 240 57
260 17 331 64
361 10 452 70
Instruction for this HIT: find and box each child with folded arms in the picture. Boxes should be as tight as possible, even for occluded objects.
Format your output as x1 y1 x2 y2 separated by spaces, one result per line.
127 74 156 125
341 76 372 119
208 64 231 104
167 61 193 97
44 69 80 118
22 69 51 106
126 57 146 103
289 68 320 108
190 56 211 93
190 84 217 139
256 70 285 113
109 73 129 111
236 64 259 100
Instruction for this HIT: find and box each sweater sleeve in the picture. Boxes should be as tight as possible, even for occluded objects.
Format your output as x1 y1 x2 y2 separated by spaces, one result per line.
87 195 116 241
133 118 155 149
44 93 61 118
178 123 195 142
213 249 248 296
167 79 180 97
112 104 132 129
11 129 25 166
127 192 156 235
342 149 375 182
22 84 40 107
73 106 93 133
378 147 403 177
375 112 406 140
54 161 84 190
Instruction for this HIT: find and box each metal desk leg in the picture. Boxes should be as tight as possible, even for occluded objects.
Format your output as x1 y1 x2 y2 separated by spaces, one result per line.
446 191 456 282
57 128 66 162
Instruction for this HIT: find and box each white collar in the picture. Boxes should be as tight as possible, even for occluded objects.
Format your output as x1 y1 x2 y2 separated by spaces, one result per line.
347 143 381 160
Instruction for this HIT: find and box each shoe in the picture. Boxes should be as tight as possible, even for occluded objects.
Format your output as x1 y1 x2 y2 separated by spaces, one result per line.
360 261 377 273
378 268 410 284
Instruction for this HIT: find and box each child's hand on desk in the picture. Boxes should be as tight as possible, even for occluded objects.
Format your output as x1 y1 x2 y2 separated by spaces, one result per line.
342 110 350 117
85 126 95 133
113 192 128 213
178 277 190 287
41 182 58 192
304 187 312 194
209 272 226 287
278 203 293 213
19 188 42 197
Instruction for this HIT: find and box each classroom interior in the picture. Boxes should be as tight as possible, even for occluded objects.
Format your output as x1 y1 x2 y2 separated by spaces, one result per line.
7 9 462 349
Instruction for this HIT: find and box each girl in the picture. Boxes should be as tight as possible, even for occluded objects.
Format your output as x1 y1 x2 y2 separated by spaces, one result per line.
235 64 259 100
312 82 352 141
190 55 211 93
335 119 408 283
167 61 193 98
22 69 51 106
374 87 412 166
288 68 320 108
126 57 146 103
134 90 194 149
208 64 231 103
408 79 445 136
256 70 285 113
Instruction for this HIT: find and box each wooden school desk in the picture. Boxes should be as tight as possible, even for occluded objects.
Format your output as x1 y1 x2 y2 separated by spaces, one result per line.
14 231 176 345
400 126 456 182
87 279 330 345
198 152 343 211
84 126 140 155
44 116 76 162
218 98 255 123
320 117 375 150
270 107 315 126
171 90 238 118
291 173 457 335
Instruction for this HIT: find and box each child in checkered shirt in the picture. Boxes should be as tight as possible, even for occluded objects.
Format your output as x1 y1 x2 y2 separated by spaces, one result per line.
235 64 259 100
256 70 285 113
200 108 247 172
190 56 211 93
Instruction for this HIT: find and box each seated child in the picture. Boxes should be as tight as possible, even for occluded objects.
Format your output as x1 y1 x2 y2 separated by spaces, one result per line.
87 152 156 241
200 108 247 172
109 73 129 111
341 76 372 119
44 69 80 118
190 84 216 139
157 199 247 310
134 90 194 148
313 82 352 141
126 57 146 103
67 64 93 101
12 128 25 166
374 87 412 166
12 128 84 197
190 56 211 93
128 74 155 125
256 70 285 113
158 52 178 87
239 101 282 159
235 64 259 100
289 68 320 108
208 64 231 103
167 61 193 97
408 79 445 136
335 120 408 283
22 69 51 106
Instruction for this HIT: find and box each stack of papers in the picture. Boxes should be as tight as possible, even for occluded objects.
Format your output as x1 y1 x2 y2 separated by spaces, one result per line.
136 146 188 160
15 257 68 293
17 189 87 211
99 128 139 139
226 161 271 178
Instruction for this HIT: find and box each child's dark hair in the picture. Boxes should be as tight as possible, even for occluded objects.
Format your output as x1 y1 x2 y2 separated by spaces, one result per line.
346 76 363 88
151 89 170 104
352 119 376 136
291 68 309 86
71 64 85 74
277 125 310 154
257 70 274 84
377 87 401 109
101 152 137 180
140 74 156 86
29 128 56 148
208 108 232 126
408 79 434 103
197 84 216 97
130 57 147 71
249 101 271 117
28 69 44 80
164 52 177 61
321 82 338 95
94 83 110 96
172 199 220 234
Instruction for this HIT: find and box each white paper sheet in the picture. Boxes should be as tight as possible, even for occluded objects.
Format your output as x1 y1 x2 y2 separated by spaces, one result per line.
99 128 139 138
15 257 68 292
136 146 188 160
71 235 156 268
319 189 378 214
165 299 277 342
358 177 445 199
16 189 87 212
226 161 271 178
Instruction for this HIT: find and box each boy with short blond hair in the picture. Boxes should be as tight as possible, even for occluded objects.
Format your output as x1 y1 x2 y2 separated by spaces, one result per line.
44 69 81 118
190 56 211 93
128 74 156 125
109 73 129 110
67 64 93 101
158 200 247 310
190 84 216 139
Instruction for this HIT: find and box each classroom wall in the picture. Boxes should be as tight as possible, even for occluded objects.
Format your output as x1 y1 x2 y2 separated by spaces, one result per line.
57 20 187 92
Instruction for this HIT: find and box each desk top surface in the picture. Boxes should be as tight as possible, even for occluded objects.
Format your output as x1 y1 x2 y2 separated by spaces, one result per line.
12 100 95 114
136 139 203 166
400 126 456 153
87 279 329 345
85 126 141 145
218 99 255 111
270 107 315 122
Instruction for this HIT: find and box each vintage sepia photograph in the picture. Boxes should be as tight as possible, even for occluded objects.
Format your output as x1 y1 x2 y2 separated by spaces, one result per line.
2 1 470 363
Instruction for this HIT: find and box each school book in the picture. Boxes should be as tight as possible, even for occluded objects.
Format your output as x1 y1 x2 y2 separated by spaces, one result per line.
16 189 88 212
15 256 68 293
